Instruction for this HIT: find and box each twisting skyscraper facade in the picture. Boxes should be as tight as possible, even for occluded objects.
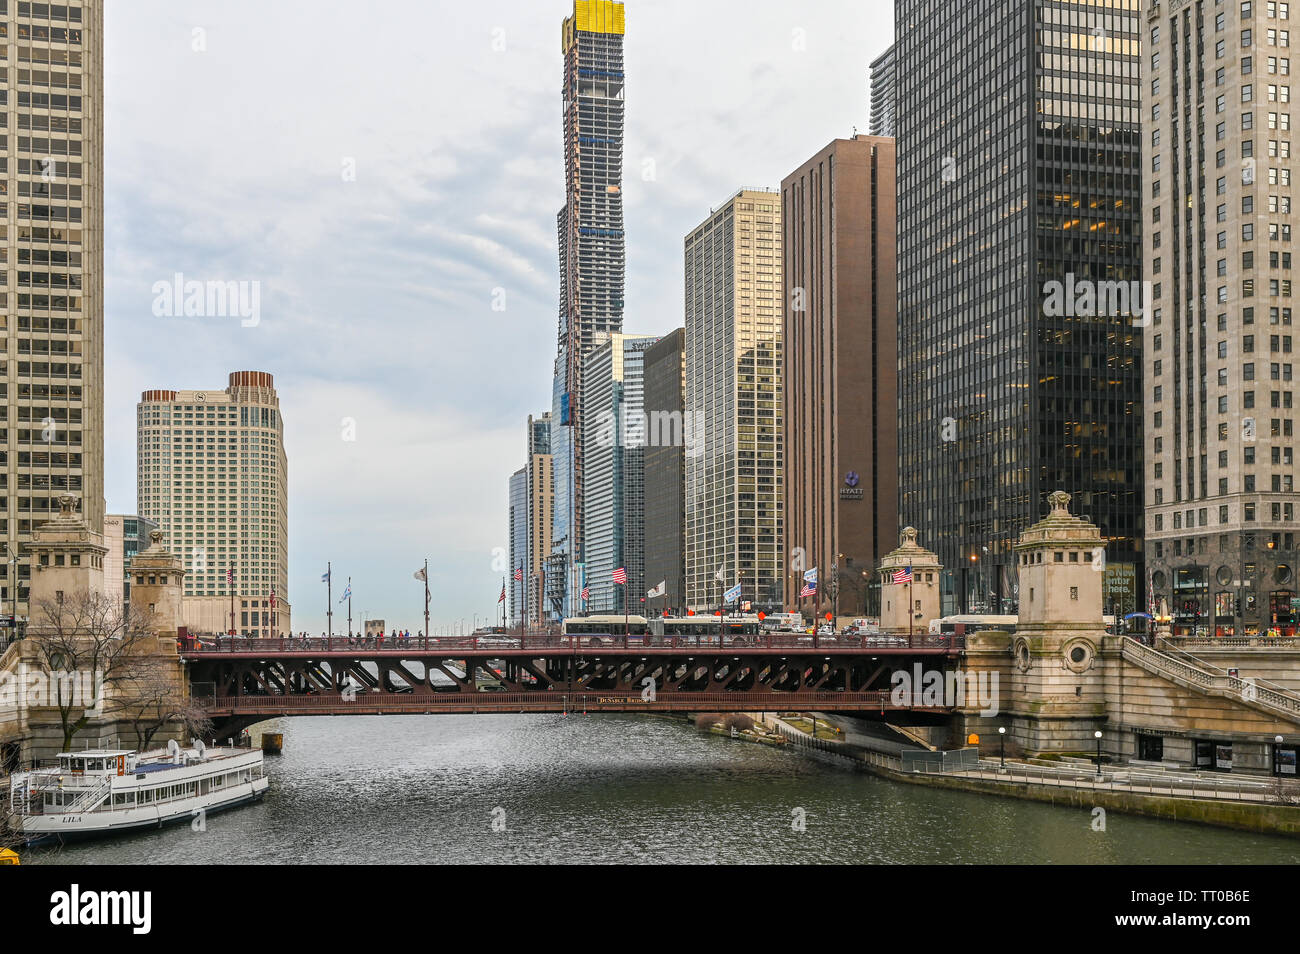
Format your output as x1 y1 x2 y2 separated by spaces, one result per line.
548 0 626 619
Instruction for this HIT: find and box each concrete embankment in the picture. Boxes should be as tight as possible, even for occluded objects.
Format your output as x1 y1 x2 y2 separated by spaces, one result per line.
769 715 1300 837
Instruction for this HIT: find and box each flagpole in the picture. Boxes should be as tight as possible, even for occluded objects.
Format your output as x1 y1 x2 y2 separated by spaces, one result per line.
326 561 333 638
423 559 430 639
347 576 353 636
228 567 235 636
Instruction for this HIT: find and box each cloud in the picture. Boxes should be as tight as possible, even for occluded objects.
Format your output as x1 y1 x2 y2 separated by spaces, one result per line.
104 0 893 629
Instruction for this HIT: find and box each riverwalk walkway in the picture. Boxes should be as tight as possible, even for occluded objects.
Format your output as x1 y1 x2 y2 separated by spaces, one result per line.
763 714 1300 834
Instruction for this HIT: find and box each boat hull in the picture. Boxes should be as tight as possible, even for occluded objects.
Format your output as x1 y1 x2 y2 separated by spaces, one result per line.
14 777 269 847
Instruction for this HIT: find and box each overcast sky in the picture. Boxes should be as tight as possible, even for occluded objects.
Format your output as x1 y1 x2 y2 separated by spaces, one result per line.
102 0 894 632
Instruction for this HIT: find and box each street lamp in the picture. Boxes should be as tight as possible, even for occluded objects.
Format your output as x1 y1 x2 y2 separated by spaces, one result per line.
1094 729 1104 777
998 725 1006 769
1276 734 1286 777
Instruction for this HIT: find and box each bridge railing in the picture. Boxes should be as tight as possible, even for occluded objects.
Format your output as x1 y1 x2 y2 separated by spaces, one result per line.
179 632 963 655
193 688 929 713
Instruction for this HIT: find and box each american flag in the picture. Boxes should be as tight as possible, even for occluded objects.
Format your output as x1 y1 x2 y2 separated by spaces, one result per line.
581 585 590 601
514 566 523 582
497 582 506 604
892 566 913 585
799 581 816 598
613 567 627 585
269 586 276 609
226 567 233 585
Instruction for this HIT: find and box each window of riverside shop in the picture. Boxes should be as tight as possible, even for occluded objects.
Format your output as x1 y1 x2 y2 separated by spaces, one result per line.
1195 739 1234 771
1174 566 1209 637
1276 743 1298 777
1215 590 1236 636
1216 743 1234 771
1138 734 1164 762
1269 589 1297 636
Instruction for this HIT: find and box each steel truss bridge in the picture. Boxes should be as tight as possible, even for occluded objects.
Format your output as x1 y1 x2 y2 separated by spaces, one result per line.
180 632 965 736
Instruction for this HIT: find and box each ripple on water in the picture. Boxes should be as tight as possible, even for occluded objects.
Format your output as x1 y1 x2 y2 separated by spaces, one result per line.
23 714 1300 865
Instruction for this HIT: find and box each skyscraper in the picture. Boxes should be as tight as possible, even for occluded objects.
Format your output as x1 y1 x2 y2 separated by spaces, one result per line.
526 412 552 628
1 1 104 617
684 189 784 611
782 136 897 617
137 371 289 636
549 0 627 620
896 0 1144 615
643 329 686 614
869 45 896 138
103 512 158 616
581 331 654 613
1143 0 1300 638
508 467 527 626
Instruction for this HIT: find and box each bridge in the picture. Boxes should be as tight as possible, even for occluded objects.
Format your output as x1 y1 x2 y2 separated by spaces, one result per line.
180 631 965 737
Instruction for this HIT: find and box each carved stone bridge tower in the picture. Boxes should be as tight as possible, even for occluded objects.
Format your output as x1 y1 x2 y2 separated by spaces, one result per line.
878 527 942 635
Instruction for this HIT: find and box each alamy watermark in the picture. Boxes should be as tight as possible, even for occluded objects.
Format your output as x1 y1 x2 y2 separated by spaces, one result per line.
1042 273 1152 327
891 664 1000 717
591 408 703 458
0 666 102 710
151 272 261 327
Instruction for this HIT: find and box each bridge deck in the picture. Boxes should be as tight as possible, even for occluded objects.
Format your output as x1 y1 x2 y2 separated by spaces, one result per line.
181 633 962 660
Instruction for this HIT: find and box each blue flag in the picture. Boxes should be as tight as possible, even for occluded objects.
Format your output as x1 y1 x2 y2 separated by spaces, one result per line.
321 569 331 583
723 583 742 604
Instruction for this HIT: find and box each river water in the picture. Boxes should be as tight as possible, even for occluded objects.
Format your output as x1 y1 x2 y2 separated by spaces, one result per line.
21 714 1300 864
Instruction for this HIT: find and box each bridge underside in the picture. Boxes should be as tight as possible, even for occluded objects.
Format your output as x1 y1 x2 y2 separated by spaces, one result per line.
189 650 959 735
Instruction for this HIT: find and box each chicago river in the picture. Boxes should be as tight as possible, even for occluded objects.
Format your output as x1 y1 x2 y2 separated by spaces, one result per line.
18 715 1300 865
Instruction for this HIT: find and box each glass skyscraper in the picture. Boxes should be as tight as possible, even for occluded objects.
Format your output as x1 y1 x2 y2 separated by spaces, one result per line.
581 332 654 613
896 0 1144 615
549 0 627 620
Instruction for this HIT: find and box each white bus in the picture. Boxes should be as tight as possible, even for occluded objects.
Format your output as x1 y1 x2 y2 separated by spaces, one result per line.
562 615 650 636
927 614 1120 636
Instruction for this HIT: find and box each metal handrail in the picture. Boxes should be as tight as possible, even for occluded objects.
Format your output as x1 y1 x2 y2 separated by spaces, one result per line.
193 688 944 714
1122 637 1300 717
179 632 964 655
1154 639 1297 697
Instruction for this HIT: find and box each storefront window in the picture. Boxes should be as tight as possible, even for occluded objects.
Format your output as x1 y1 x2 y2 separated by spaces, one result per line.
1269 590 1296 636
1138 735 1164 762
1276 744 1298 777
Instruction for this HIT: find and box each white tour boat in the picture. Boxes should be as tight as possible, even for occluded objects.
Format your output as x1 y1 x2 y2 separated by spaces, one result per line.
5 740 269 845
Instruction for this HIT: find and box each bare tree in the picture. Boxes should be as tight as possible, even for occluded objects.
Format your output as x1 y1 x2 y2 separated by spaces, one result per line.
25 591 158 752
103 653 212 751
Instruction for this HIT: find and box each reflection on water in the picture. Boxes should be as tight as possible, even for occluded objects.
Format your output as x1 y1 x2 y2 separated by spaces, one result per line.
23 713 1300 864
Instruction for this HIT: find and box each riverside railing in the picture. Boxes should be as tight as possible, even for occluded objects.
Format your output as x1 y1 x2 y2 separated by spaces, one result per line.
1121 637 1300 718
194 688 911 714
179 632 963 655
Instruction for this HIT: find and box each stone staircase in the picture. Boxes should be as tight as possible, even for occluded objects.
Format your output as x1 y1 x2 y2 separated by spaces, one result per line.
1121 637 1300 725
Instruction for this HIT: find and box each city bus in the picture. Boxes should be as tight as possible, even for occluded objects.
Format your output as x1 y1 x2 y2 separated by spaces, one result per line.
927 615 1018 637
561 615 650 642
649 615 762 643
927 614 1120 636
